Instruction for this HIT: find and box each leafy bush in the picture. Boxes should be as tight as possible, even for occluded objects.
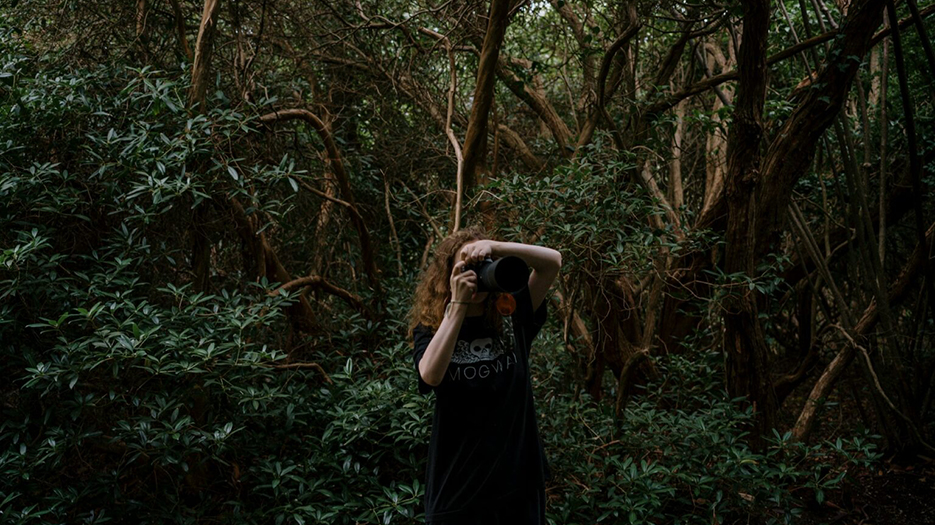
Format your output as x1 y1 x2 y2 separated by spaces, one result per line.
0 25 883 525
530 334 882 525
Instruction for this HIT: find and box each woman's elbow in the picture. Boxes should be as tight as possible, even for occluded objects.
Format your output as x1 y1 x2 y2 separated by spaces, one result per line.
419 362 442 387
544 248 561 270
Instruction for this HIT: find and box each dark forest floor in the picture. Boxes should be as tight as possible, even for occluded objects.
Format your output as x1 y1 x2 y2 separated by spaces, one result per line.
779 364 935 524
797 460 935 524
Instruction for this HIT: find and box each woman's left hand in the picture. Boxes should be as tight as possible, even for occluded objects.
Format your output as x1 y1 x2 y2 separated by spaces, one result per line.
459 240 498 264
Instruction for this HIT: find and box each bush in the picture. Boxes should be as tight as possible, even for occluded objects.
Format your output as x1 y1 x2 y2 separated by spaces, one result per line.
0 27 884 525
531 330 883 525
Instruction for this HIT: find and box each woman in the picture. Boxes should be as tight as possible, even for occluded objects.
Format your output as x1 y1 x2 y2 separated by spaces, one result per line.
406 225 562 525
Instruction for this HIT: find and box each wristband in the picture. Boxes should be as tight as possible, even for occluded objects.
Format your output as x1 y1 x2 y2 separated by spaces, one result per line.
445 300 469 318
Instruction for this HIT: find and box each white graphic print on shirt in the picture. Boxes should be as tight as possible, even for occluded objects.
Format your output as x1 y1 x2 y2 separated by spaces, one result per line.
449 316 515 365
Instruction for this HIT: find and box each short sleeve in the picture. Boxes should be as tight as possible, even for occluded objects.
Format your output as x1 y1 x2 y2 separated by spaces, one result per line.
512 285 548 345
412 323 437 395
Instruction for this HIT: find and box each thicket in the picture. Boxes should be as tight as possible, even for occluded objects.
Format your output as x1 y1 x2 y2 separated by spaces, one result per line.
0 25 885 523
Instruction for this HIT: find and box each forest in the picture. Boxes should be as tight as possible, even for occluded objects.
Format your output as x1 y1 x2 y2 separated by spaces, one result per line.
2 0 934 523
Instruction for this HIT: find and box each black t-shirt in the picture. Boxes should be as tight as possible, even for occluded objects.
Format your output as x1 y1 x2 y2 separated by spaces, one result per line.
412 285 552 521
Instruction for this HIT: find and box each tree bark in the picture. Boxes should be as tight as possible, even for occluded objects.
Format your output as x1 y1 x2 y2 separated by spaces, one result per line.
756 0 886 260
669 94 686 211
792 221 935 442
700 40 734 220
258 109 382 297
461 0 512 190
169 0 194 60
495 59 573 154
136 0 148 49
188 0 223 110
721 0 776 450
228 196 319 334
188 0 223 292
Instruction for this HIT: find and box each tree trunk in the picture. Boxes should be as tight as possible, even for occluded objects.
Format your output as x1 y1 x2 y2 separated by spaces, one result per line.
461 0 512 190
792 222 935 442
169 0 193 60
188 0 223 292
721 0 777 450
700 40 733 219
188 0 223 110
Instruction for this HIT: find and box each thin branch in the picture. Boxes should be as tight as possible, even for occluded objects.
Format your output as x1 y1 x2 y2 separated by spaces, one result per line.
258 108 381 295
168 0 193 60
269 274 366 313
424 28 466 233
645 3 935 118
264 362 333 383
298 179 362 222
833 324 935 454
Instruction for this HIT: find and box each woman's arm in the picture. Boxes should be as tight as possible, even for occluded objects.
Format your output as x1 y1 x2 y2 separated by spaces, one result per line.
418 302 470 387
492 242 561 312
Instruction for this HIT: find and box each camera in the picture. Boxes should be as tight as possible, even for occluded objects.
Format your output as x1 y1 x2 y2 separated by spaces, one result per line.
461 256 529 294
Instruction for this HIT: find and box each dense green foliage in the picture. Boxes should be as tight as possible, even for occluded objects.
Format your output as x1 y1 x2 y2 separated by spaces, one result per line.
1 35 881 524
3 0 933 523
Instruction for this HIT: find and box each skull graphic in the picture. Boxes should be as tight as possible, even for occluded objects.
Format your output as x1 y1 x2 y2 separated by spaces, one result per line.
468 337 495 361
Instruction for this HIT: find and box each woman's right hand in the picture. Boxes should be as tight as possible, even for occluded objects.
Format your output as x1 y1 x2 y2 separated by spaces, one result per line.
450 260 477 303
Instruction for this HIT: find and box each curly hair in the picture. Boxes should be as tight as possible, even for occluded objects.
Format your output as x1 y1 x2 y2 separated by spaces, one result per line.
406 224 506 341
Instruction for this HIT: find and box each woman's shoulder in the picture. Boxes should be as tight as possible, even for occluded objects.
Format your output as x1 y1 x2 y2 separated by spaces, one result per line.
413 322 435 336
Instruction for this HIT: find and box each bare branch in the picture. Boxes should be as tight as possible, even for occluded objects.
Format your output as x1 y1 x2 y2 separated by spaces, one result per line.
461 0 512 190
189 0 223 109
258 108 381 294
169 0 193 60
645 3 935 119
